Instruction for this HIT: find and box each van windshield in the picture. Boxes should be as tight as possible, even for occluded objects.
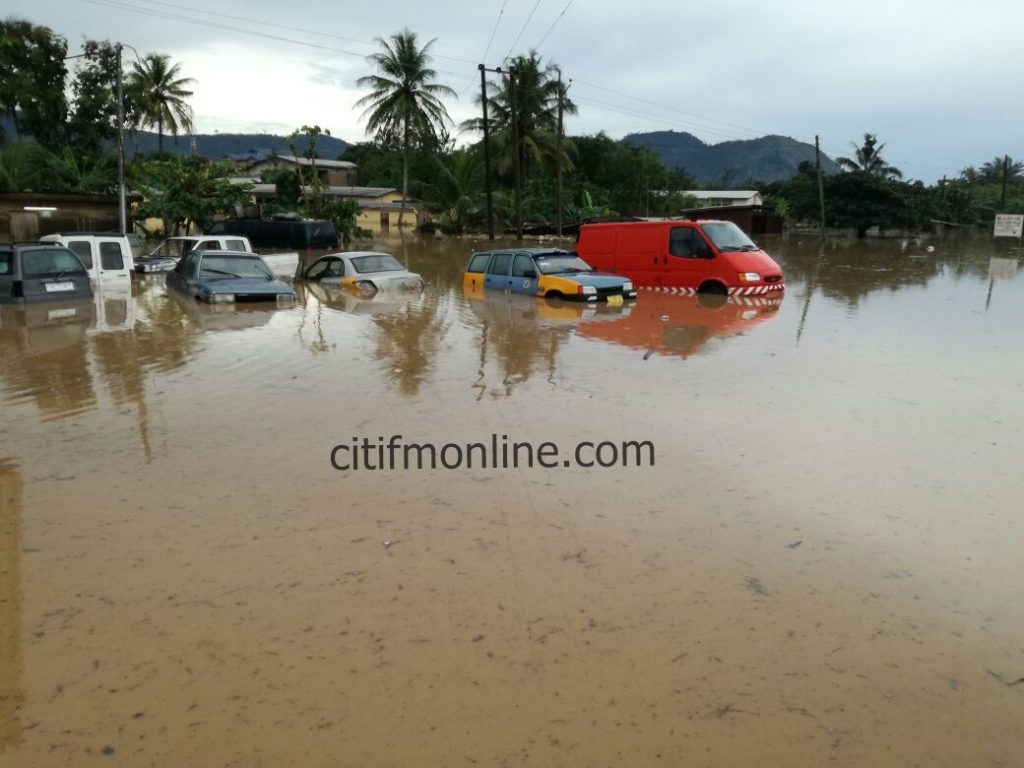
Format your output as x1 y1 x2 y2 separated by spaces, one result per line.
535 254 594 275
700 222 758 252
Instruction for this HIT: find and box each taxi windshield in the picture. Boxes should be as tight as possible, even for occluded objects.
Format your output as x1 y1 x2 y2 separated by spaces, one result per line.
535 254 594 275
700 222 759 252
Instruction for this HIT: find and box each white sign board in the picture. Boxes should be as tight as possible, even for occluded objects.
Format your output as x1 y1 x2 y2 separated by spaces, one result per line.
993 213 1024 238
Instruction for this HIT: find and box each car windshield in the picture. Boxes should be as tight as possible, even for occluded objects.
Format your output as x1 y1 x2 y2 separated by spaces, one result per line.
199 255 272 280
700 222 759 251
534 254 594 275
149 239 197 259
21 247 88 277
351 255 404 274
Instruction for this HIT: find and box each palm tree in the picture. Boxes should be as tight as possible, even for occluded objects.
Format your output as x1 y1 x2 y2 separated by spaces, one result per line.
416 149 485 234
128 53 195 154
980 156 1024 182
356 30 456 229
0 141 64 192
836 133 903 180
462 52 577 180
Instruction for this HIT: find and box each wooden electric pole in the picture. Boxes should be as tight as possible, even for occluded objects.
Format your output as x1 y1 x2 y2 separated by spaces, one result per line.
556 69 564 238
509 66 523 241
815 135 826 238
478 64 497 240
1002 155 1009 210
116 43 127 235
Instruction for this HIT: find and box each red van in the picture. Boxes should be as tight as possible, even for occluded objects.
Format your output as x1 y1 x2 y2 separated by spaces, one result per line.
576 220 784 295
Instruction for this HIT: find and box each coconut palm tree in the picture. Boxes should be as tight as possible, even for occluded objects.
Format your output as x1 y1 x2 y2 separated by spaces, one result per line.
462 52 577 180
836 133 903 180
128 53 195 154
356 29 456 229
980 156 1024 182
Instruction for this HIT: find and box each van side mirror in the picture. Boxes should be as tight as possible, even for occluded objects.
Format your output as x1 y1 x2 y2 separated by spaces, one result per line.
697 241 713 259
523 269 538 278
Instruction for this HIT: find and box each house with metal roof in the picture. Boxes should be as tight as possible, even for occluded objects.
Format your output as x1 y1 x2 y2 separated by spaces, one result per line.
227 179 422 236
242 154 357 186
683 190 764 207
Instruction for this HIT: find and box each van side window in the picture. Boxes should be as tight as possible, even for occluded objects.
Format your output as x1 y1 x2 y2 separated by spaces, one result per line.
99 241 124 270
68 241 93 269
467 253 490 273
486 253 513 275
668 227 704 259
0 251 12 275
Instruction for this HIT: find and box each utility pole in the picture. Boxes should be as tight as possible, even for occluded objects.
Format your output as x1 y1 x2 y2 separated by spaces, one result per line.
116 43 127 236
556 69 564 238
509 66 523 241
1001 155 1009 210
478 64 497 240
815 135 825 239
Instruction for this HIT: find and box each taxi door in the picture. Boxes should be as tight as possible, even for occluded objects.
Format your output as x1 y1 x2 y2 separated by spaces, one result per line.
509 253 539 296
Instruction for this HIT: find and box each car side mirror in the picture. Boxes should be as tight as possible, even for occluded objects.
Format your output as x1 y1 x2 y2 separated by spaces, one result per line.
523 269 538 278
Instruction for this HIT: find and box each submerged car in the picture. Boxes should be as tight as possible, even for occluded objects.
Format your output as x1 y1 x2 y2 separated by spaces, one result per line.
1 242 92 303
166 250 296 305
303 252 424 296
463 248 637 303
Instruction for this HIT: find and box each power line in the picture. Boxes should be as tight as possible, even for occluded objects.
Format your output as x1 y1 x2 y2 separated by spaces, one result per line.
80 0 937 174
129 0 480 66
570 96 757 143
573 77 766 139
459 0 510 99
506 0 545 58
534 0 576 50
480 0 509 66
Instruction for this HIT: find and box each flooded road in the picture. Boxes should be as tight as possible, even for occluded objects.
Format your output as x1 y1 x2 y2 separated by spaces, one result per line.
1 235 1023 766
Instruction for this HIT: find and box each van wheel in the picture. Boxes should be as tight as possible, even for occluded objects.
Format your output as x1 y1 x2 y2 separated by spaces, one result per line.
545 291 564 299
697 281 727 295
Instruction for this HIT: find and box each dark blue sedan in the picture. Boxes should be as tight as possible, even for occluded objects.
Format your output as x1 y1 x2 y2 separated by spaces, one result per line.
166 250 296 305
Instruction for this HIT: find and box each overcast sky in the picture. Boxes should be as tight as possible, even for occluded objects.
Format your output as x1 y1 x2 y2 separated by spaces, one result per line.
10 0 1023 182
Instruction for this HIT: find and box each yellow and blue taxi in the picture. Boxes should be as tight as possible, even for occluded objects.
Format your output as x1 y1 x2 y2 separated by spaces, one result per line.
463 248 637 303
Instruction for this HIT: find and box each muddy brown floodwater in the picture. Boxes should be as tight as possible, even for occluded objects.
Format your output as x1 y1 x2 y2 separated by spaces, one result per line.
1 235 1023 767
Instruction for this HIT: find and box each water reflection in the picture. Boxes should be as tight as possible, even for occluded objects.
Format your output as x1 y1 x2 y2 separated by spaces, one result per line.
461 286 582 398
370 292 447 396
577 291 782 359
0 460 22 751
131 281 200 373
167 289 278 333
0 302 97 419
778 239 943 307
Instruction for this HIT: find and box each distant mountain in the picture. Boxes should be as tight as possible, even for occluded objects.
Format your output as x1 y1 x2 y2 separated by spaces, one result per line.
125 130 351 161
0 115 351 161
624 130 839 186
